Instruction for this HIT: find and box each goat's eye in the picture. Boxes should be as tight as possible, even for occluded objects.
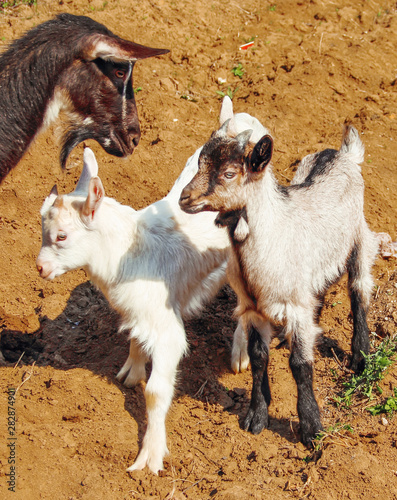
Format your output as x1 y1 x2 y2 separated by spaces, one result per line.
115 69 126 79
223 172 236 180
57 232 67 242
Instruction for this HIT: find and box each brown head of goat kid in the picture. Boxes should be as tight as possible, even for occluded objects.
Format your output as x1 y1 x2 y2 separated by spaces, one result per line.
0 13 169 181
179 118 378 447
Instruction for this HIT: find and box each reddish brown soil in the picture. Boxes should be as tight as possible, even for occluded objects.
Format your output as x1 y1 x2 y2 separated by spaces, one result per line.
0 1 397 499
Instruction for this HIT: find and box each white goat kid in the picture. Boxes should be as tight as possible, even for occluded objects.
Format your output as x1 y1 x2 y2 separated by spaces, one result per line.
36 99 269 473
36 149 223 473
179 113 378 446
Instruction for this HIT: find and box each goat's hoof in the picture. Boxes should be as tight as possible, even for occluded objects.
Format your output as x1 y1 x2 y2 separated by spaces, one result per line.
127 453 164 475
349 355 366 375
116 364 146 387
231 342 250 373
243 406 269 434
300 423 323 449
231 354 250 373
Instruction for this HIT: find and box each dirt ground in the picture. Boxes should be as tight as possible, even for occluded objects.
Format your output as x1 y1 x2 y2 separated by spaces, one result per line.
0 0 397 498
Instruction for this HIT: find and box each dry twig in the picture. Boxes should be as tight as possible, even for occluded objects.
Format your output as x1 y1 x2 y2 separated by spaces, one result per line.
15 362 35 395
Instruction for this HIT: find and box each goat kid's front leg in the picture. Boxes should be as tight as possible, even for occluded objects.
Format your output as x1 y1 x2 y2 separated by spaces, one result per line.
116 337 148 387
127 320 187 474
289 331 323 447
244 320 272 434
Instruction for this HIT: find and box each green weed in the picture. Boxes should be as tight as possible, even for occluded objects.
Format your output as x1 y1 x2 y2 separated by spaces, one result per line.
334 336 397 409
0 0 36 8
368 388 397 416
216 86 239 100
231 63 244 79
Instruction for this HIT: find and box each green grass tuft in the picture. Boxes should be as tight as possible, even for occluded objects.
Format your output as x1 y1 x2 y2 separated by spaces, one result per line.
333 336 397 409
0 0 36 9
368 387 397 416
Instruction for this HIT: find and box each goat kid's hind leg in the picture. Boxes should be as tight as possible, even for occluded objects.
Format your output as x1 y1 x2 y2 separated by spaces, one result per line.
231 319 250 373
127 319 187 474
289 325 323 447
116 337 147 387
244 319 272 434
347 241 376 374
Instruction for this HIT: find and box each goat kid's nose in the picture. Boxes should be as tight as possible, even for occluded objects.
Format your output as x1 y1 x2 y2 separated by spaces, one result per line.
179 189 192 206
36 260 51 278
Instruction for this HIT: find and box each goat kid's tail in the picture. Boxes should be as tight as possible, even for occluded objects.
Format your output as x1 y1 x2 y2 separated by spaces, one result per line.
340 124 365 165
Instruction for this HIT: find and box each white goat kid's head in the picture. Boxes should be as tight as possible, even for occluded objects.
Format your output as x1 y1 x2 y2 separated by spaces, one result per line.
36 148 105 280
179 120 274 214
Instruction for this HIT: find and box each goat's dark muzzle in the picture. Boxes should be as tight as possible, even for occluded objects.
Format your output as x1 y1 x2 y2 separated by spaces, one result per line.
105 128 140 157
179 186 206 214
60 125 140 168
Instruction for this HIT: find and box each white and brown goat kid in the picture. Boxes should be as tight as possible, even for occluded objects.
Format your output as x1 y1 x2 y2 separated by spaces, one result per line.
179 120 378 446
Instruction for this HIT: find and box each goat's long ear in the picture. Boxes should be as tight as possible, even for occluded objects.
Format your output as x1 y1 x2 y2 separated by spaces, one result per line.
249 135 273 173
74 148 99 194
83 35 169 62
82 177 105 221
219 97 238 137
219 96 233 125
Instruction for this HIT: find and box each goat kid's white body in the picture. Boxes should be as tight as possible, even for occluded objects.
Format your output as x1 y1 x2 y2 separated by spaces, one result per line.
38 160 228 474
37 102 268 473
228 134 378 360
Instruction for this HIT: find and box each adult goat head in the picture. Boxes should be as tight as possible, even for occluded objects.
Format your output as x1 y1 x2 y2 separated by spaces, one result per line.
0 13 169 180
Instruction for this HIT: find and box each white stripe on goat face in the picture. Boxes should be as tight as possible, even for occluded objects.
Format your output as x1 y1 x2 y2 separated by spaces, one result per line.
122 62 133 134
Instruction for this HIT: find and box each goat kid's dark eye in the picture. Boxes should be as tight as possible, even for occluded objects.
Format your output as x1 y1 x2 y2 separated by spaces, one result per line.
57 233 67 242
224 172 236 180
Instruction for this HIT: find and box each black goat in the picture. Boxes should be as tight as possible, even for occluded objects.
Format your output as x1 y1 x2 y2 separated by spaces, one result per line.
0 13 169 181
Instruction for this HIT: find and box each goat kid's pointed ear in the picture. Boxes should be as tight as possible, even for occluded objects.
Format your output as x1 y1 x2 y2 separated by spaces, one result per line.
83 34 169 62
82 177 105 220
50 185 58 196
219 97 243 137
249 135 273 172
219 96 234 126
74 147 99 194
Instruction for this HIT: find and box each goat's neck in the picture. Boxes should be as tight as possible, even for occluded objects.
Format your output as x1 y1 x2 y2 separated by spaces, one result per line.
0 33 80 174
245 165 287 231
83 201 140 291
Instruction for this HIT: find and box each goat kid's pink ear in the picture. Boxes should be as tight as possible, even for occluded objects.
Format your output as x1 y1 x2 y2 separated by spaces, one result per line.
249 135 273 173
84 34 169 62
82 177 105 220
